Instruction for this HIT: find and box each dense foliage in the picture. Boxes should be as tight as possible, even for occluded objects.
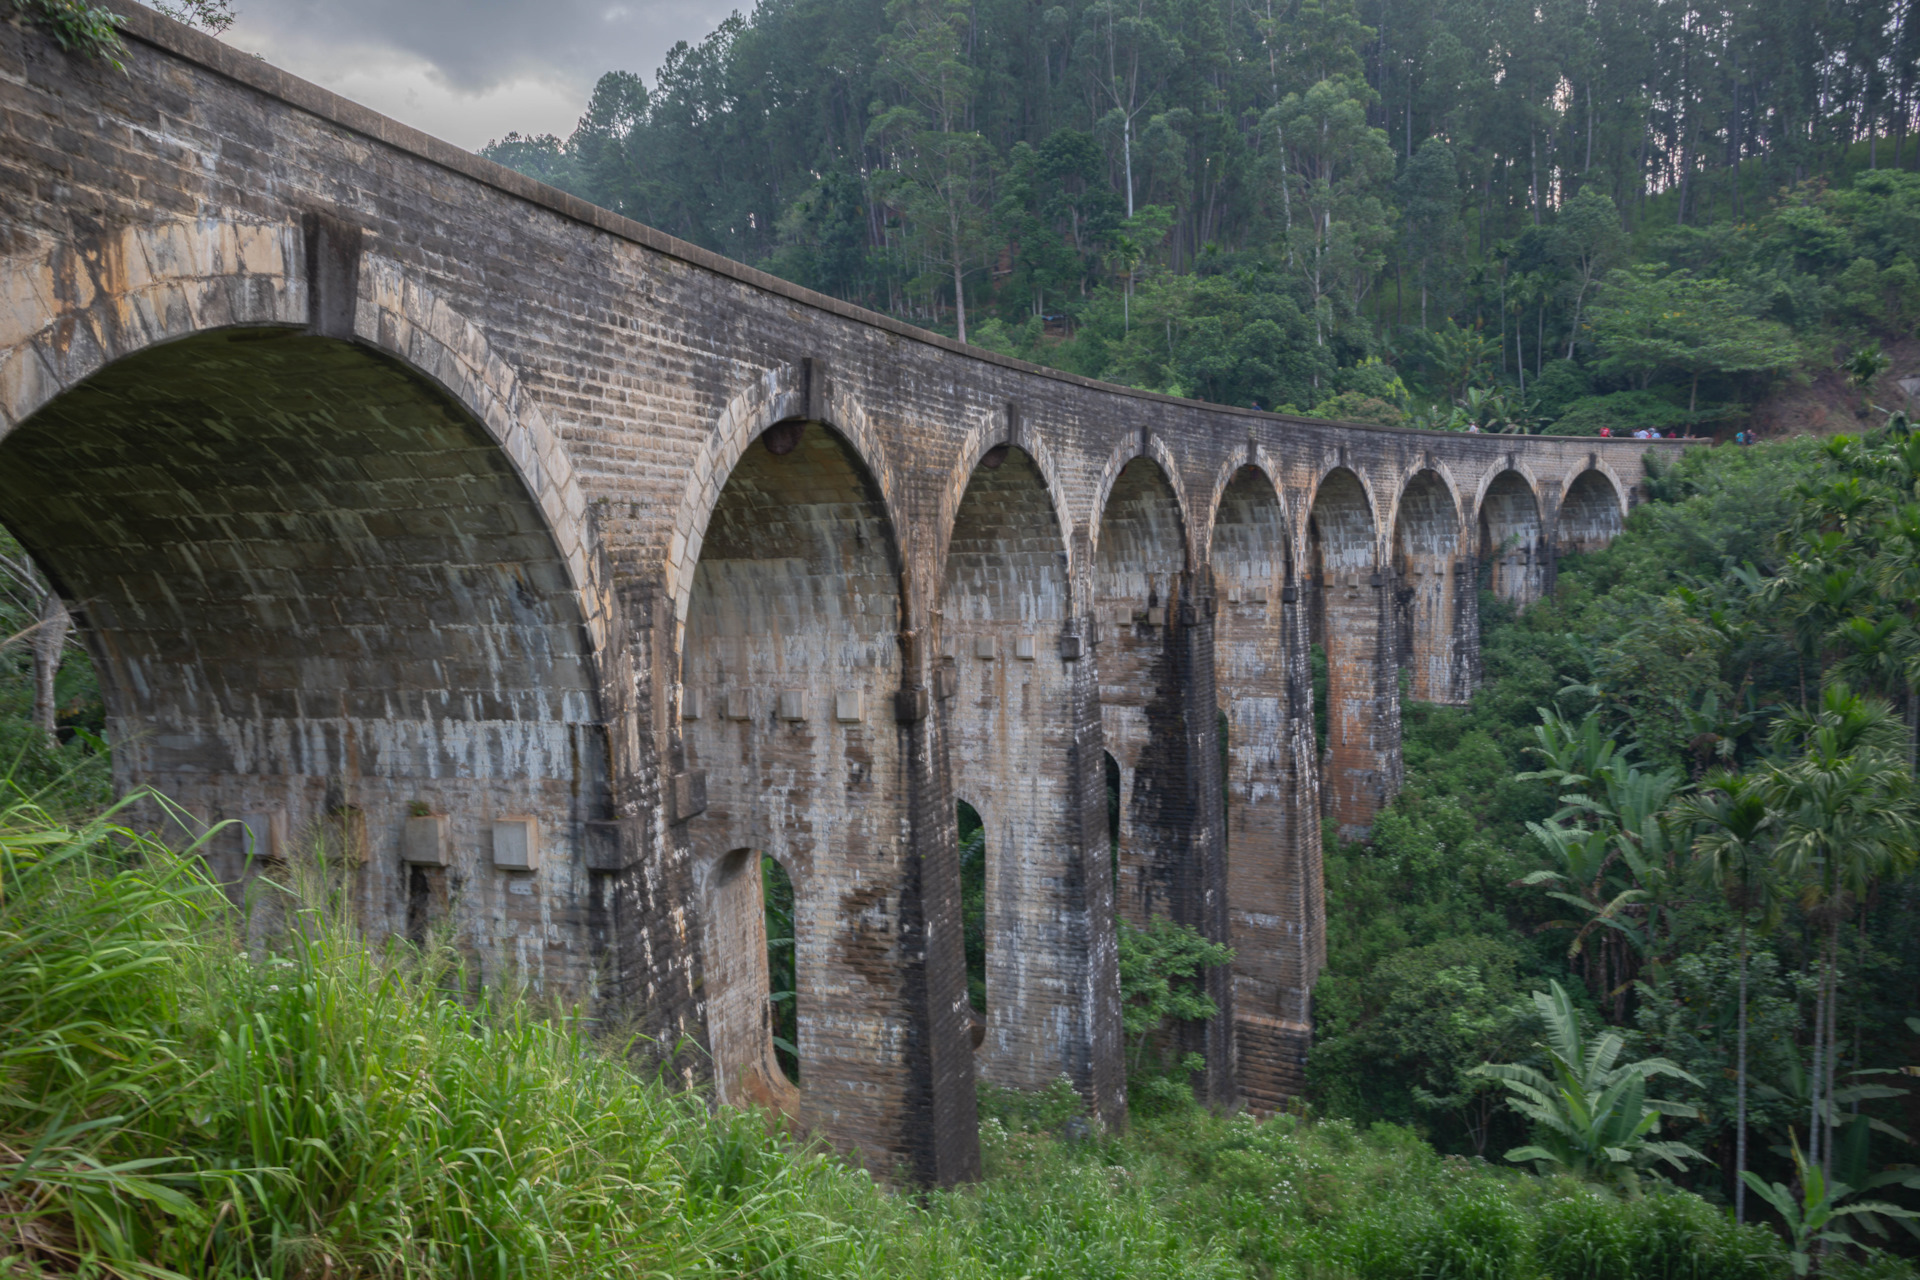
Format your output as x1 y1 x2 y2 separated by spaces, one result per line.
0 790 1828 1279
1308 430 1920 1270
482 0 1920 428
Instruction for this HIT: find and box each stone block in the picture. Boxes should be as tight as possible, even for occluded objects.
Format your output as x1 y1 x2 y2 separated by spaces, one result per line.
402 813 449 866
492 816 539 871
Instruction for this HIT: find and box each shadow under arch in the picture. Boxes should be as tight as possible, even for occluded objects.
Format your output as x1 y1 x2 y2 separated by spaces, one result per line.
1211 463 1321 1112
1309 466 1399 838
1093 455 1192 928
678 416 928 1171
0 325 610 995
1478 469 1546 605
940 443 1116 1106
1391 468 1473 705
1558 467 1625 553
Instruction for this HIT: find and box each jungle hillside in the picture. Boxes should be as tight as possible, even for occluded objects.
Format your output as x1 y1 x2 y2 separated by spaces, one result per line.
480 0 1920 435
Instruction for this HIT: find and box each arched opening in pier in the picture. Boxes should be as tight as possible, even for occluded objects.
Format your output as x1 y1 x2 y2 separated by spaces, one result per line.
1093 458 1188 926
1391 469 1467 705
680 418 904 1130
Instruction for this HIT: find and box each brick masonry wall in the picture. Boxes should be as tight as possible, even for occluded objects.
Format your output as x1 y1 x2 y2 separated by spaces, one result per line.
1480 467 1550 607
0 7 1684 1177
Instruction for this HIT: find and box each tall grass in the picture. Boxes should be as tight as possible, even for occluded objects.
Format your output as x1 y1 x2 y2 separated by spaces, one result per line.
0 787 1875 1280
0 791 897 1278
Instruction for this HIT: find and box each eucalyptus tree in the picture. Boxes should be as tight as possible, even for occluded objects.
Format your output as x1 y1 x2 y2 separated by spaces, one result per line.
1761 686 1918 1177
870 0 996 340
1672 771 1779 1223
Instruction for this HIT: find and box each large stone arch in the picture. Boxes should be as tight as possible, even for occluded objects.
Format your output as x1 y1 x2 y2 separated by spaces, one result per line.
0 228 614 1000
1209 461 1320 1112
677 415 927 1170
1557 463 1628 553
667 361 902 661
1476 464 1548 606
1086 434 1197 572
1309 466 1400 837
1092 453 1195 930
931 406 1078 587
939 442 1118 1111
1391 466 1473 706
1 222 608 665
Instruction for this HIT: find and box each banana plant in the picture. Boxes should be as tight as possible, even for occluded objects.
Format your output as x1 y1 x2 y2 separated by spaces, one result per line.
1471 980 1706 1197
1742 1131 1920 1275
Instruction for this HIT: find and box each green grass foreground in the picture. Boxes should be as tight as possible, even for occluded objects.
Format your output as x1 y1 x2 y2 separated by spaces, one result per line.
0 792 1852 1280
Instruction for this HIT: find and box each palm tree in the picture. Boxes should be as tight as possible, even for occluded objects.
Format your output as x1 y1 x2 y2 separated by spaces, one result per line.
1672 771 1779 1224
1762 686 1918 1178
1472 980 1707 1197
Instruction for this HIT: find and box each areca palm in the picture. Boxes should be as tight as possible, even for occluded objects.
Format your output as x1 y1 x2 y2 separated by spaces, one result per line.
1671 771 1778 1223
1471 980 1706 1197
1762 686 1918 1177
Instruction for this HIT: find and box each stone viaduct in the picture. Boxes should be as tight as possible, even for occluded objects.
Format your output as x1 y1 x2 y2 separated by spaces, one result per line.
0 4 1677 1186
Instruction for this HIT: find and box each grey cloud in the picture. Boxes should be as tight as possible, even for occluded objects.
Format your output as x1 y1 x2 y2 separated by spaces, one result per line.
230 0 736 94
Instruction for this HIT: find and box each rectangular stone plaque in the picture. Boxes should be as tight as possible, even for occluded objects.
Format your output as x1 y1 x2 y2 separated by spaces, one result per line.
671 771 708 823
492 816 540 871
401 814 449 866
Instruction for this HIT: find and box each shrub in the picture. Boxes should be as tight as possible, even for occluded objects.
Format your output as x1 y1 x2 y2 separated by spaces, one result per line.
1547 389 1694 436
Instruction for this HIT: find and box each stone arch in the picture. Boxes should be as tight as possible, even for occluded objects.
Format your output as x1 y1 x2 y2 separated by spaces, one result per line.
1093 454 1191 929
697 846 801 1115
1379 457 1467 554
1210 463 1320 1112
940 444 1106 1099
1309 467 1399 837
0 320 610 998
677 418 914 1167
0 223 609 668
1391 468 1471 705
1557 465 1627 553
931 408 1077 587
668 362 902 659
1478 468 1547 605
1086 434 1196 571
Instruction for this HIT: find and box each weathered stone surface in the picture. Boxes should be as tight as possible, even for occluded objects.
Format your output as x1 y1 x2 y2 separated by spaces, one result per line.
0 4 1682 1177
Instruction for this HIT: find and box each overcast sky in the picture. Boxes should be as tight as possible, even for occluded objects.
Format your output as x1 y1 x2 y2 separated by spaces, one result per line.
219 0 737 151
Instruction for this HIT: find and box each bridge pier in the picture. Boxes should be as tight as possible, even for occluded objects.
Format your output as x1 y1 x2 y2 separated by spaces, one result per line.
677 420 975 1183
942 447 1121 1125
1310 469 1402 839
1214 466 1318 1110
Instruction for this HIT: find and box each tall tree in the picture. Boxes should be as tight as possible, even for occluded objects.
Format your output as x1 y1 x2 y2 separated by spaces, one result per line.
870 0 996 340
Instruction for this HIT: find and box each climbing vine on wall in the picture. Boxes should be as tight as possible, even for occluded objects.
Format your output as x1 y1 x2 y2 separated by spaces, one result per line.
8 0 125 65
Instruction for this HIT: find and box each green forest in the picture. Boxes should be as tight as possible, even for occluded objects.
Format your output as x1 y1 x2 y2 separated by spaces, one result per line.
482 0 1920 432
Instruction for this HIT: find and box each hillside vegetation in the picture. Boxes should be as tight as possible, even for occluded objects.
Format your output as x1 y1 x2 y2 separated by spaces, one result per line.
0 790 1807 1279
482 0 1920 433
